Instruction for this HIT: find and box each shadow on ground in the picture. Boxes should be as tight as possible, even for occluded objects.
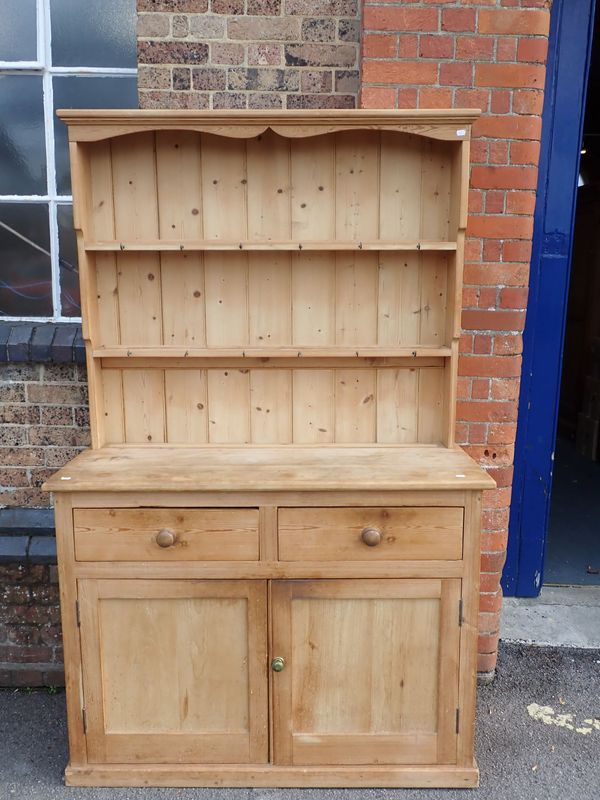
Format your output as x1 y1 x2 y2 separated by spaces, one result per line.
1 643 599 800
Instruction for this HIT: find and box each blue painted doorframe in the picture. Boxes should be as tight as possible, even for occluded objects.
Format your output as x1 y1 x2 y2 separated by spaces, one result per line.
503 0 596 596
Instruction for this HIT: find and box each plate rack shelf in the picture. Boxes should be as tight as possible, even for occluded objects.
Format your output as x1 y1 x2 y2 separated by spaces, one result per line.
64 110 474 450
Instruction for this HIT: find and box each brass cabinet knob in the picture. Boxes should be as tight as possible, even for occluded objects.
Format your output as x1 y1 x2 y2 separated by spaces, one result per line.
155 528 176 548
361 526 382 547
271 657 285 672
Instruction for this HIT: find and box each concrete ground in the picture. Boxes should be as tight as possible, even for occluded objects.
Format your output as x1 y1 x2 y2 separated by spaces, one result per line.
1 642 599 800
502 586 600 648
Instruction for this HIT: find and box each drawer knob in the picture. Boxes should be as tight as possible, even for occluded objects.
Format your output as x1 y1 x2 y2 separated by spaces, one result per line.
155 528 176 548
271 657 285 672
361 527 382 547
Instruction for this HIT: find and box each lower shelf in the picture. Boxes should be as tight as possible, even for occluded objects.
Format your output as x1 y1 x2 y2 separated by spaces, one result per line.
65 762 479 788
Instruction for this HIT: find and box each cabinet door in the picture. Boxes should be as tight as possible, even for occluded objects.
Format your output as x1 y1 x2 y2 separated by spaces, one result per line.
78 579 268 764
272 579 460 766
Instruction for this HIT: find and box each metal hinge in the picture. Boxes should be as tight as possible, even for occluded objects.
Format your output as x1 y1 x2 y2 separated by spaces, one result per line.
456 708 460 734
75 600 81 627
458 598 464 627
82 708 87 734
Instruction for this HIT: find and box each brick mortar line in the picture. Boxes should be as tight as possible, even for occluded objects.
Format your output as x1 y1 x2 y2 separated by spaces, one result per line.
361 59 544 64
0 661 62 669
139 40 359 45
359 84 541 96
362 31 548 37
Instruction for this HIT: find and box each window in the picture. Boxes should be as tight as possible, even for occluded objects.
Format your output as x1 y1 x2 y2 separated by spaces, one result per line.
0 0 137 321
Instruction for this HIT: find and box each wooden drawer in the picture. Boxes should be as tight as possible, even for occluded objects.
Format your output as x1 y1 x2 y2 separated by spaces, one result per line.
278 507 463 561
73 508 259 561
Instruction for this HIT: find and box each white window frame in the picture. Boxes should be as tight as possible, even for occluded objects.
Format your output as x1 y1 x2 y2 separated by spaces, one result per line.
0 0 136 323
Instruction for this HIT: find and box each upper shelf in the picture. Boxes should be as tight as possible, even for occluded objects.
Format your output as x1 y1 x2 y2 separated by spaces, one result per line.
93 346 452 360
85 240 459 253
74 125 468 248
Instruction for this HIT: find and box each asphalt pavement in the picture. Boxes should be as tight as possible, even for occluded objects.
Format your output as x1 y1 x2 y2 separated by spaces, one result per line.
1 642 599 800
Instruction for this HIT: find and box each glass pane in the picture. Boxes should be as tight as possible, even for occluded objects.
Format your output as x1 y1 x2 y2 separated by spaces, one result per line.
57 204 80 317
0 75 46 195
0 0 37 62
0 203 53 318
54 76 138 195
50 0 137 68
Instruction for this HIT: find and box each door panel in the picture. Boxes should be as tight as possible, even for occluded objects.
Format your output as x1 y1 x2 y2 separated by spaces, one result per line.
271 579 460 766
504 0 596 596
78 579 268 764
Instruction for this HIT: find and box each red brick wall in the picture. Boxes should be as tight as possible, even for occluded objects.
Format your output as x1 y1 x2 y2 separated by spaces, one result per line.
361 0 551 673
0 563 63 687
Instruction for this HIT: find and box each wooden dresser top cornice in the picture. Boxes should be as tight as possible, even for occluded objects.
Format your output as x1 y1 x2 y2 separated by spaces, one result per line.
57 108 481 143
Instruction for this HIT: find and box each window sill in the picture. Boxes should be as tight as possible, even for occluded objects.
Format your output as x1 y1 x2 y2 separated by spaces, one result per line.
0 508 56 565
0 322 85 364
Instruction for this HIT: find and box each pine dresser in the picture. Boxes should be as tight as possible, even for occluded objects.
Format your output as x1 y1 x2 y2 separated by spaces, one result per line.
44 109 495 788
